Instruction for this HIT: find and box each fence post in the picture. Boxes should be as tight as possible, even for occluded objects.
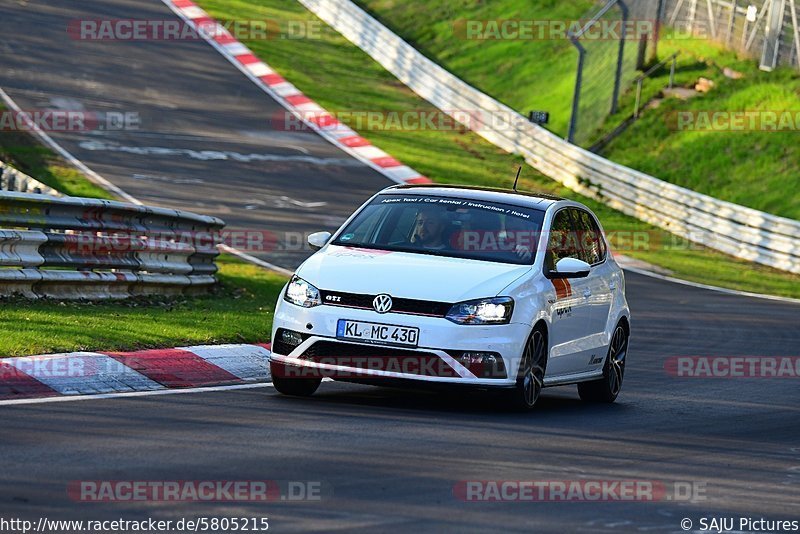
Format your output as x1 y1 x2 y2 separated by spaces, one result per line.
705 0 718 39
725 0 736 45
670 54 677 88
568 38 586 143
611 0 629 115
790 0 800 67
634 79 643 118
761 0 787 70
689 0 698 32
652 0 667 62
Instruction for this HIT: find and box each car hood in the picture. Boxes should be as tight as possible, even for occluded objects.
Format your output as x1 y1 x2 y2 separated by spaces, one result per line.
296 245 531 302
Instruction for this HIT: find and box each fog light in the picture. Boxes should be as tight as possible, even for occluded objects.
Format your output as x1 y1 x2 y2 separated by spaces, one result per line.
281 329 305 347
450 351 506 378
457 352 493 365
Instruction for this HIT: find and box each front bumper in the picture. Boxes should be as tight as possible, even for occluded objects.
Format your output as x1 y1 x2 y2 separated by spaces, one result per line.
270 297 530 387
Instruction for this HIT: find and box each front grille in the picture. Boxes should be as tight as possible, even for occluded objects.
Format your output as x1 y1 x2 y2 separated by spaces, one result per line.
319 290 451 317
299 341 458 377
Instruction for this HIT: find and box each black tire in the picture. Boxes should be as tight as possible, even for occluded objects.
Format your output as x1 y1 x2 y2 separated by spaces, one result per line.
270 361 322 397
506 325 547 411
578 323 628 403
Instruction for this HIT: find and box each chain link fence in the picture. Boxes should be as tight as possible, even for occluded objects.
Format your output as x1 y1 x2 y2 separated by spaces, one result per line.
567 0 800 146
663 0 800 70
567 0 661 146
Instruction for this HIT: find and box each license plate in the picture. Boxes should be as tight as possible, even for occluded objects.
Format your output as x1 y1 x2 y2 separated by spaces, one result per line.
336 319 419 347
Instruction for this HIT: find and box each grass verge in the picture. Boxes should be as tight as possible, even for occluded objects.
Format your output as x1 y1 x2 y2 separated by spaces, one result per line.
0 105 112 199
0 255 286 357
196 0 800 298
599 41 800 220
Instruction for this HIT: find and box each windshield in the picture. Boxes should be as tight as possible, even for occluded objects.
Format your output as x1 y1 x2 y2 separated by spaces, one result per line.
331 194 546 265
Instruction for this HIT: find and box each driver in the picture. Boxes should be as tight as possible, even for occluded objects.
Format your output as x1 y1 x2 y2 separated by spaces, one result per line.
502 216 534 262
410 206 447 250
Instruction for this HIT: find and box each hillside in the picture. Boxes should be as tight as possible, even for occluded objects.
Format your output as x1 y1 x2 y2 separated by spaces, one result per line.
356 0 800 220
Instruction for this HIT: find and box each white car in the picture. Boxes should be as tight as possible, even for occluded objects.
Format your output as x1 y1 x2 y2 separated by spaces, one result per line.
269 184 630 410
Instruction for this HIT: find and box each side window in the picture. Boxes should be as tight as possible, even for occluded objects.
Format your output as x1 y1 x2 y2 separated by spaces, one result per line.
545 209 581 270
576 210 606 265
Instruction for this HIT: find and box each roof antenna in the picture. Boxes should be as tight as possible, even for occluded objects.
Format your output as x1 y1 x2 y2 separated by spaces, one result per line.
513 166 522 191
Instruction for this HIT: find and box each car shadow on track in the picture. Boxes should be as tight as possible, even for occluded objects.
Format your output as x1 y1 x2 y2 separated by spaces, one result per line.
265 381 631 420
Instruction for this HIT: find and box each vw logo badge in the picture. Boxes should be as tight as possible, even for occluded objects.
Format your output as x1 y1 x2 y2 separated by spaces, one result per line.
373 294 393 314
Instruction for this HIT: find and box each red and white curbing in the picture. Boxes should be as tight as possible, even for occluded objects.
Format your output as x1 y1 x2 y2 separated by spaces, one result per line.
0 343 272 401
162 0 431 186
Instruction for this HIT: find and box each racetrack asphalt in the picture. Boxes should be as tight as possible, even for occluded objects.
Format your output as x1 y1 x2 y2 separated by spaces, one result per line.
0 0 391 267
0 0 798 532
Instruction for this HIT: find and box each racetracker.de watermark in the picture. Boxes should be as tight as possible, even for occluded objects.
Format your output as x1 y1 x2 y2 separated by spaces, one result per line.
0 356 126 380
452 19 656 40
664 356 800 378
31 229 749 255
667 110 800 132
452 19 714 41
68 480 327 502
271 109 519 132
0 110 139 132
453 480 707 502
271 356 492 379
67 18 322 41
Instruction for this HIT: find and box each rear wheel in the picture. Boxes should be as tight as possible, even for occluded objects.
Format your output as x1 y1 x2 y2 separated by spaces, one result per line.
270 361 322 397
506 326 547 411
578 323 628 403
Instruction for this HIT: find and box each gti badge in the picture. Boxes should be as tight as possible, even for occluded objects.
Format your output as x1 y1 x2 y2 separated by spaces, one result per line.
373 294 393 314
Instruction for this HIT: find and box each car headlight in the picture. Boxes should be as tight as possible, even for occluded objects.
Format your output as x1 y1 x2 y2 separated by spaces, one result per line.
283 275 321 308
445 297 514 325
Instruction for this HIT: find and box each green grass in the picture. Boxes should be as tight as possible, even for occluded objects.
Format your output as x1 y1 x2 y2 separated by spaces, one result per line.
0 256 287 357
599 40 800 220
194 0 800 298
0 106 112 199
355 0 595 138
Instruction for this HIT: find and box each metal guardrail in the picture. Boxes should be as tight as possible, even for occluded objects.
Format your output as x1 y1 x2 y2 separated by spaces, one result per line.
0 189 225 299
298 0 800 275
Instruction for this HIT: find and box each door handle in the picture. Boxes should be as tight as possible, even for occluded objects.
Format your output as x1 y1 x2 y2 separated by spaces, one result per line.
583 288 592 298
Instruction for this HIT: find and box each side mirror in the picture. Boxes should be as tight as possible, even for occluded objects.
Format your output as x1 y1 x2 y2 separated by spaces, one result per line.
307 231 332 251
548 257 591 279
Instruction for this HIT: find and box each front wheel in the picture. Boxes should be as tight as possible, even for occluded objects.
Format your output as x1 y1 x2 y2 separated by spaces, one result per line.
270 361 322 397
505 326 547 411
578 323 628 403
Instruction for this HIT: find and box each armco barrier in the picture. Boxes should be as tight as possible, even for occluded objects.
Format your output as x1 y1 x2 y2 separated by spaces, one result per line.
298 0 800 275
0 191 224 299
